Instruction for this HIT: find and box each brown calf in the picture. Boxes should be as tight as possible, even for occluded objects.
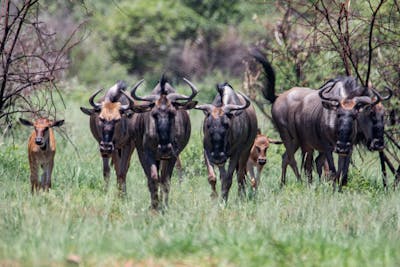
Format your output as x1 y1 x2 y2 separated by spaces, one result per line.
246 129 282 191
20 118 64 193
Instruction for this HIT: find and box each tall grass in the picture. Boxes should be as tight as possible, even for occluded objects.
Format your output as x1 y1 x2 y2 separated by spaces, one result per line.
0 89 399 266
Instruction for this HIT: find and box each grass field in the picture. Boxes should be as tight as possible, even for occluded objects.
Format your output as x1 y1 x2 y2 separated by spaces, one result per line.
1 89 399 267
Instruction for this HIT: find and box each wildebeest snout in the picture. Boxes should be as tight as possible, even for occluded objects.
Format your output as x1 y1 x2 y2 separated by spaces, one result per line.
210 151 227 165
334 141 352 155
369 138 384 151
158 143 174 159
100 141 114 156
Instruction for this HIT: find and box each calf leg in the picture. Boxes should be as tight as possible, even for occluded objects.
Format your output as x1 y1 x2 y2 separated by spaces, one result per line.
29 162 39 194
204 151 217 198
43 159 54 191
246 161 256 190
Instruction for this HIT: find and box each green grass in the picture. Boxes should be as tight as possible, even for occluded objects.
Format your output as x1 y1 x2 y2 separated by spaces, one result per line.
1 90 399 266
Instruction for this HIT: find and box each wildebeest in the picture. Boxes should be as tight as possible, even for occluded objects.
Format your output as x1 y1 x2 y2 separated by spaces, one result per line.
130 75 198 210
80 81 152 193
311 87 392 187
195 83 258 202
246 129 282 191
19 117 64 193
251 49 373 189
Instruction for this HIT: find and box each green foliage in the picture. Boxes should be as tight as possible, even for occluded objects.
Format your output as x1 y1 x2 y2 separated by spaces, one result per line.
181 0 243 24
105 0 206 74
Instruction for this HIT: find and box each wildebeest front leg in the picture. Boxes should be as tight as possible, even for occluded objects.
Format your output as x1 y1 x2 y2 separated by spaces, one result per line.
204 151 217 198
237 154 248 199
137 150 160 209
218 166 231 202
114 144 135 194
159 158 176 208
102 157 111 188
339 153 352 189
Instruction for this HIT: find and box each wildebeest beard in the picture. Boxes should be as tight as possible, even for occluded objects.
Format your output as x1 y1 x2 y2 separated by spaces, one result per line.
335 110 356 155
206 118 230 165
153 107 176 159
100 120 116 157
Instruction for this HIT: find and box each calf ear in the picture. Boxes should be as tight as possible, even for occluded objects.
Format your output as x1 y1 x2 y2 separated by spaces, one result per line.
268 138 283 144
19 118 33 127
80 107 95 115
51 120 64 128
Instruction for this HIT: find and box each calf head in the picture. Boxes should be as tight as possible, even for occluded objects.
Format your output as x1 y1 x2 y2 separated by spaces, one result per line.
196 89 250 165
319 84 372 155
80 81 151 157
357 87 392 151
250 130 270 166
131 75 197 159
19 118 64 148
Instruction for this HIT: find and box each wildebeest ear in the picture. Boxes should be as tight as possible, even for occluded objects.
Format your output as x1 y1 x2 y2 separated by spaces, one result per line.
80 107 95 116
51 120 64 128
19 118 33 127
175 100 198 110
321 100 339 111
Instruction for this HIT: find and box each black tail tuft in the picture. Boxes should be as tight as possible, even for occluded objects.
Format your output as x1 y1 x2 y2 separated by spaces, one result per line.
249 47 277 103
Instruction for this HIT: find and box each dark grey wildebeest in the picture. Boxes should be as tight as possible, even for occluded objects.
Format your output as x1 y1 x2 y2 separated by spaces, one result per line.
312 87 392 187
251 50 373 190
130 75 198 210
195 83 258 202
80 81 152 192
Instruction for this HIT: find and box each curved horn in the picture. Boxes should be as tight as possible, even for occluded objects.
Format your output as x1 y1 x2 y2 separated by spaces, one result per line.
353 95 372 109
130 80 158 102
382 86 393 101
89 88 103 109
120 90 135 111
223 92 251 113
167 78 198 102
121 90 154 111
195 104 214 114
370 86 392 106
318 81 341 103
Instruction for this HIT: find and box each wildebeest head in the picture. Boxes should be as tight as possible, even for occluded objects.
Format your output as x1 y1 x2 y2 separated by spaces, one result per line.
319 83 373 155
196 84 251 165
80 81 150 157
19 117 64 147
131 75 198 159
357 86 392 151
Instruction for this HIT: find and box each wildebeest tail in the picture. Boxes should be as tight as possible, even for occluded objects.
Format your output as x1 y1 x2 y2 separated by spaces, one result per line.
249 47 277 103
